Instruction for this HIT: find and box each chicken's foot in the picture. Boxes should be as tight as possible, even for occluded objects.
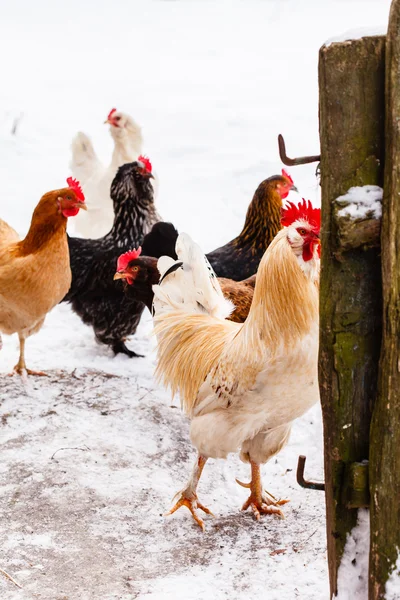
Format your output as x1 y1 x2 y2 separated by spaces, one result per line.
112 340 144 358
12 366 48 377
10 335 47 377
165 455 213 530
237 461 289 520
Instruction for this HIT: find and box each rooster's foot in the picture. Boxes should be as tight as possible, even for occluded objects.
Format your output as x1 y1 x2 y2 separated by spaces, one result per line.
112 340 144 358
164 491 214 531
240 489 289 520
236 461 289 521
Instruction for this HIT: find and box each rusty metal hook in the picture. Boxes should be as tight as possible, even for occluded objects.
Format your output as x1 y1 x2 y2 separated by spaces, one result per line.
297 455 325 491
278 134 321 166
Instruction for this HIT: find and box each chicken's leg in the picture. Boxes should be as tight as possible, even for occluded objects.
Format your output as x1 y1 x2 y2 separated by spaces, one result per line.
165 454 213 530
11 334 47 377
237 461 289 520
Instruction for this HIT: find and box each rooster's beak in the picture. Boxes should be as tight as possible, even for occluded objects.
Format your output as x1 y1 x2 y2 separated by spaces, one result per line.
113 271 127 281
290 184 298 193
104 119 111 125
78 203 88 211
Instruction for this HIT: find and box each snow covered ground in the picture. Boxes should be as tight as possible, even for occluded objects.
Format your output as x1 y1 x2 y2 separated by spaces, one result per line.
0 0 392 598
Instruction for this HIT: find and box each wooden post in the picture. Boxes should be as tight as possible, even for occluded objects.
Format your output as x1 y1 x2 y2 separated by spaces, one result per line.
370 2 400 597
318 36 385 596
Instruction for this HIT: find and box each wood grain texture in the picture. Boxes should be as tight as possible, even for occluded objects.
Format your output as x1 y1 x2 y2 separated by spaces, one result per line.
318 35 385 597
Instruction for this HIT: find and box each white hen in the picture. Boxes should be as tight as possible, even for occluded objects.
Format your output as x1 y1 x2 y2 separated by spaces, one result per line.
70 108 155 239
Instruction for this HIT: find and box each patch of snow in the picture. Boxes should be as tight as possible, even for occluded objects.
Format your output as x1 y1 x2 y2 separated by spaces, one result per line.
337 185 383 219
325 25 387 46
386 551 400 600
336 509 370 600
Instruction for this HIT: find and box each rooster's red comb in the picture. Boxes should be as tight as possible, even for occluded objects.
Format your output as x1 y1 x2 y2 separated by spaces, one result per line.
138 155 152 173
107 108 117 121
117 247 142 272
281 199 320 230
281 168 294 185
66 177 85 202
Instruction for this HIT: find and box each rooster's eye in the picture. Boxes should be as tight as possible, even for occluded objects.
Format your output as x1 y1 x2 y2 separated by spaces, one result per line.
133 266 139 272
114 116 121 122
66 195 72 201
297 228 307 236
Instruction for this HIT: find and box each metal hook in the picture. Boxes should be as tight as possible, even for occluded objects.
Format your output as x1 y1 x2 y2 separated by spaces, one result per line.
296 455 325 491
278 134 321 166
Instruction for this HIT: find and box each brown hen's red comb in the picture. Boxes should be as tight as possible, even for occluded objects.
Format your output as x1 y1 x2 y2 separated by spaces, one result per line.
107 108 117 120
281 168 294 185
117 247 142 272
138 155 152 173
66 177 85 202
281 199 320 231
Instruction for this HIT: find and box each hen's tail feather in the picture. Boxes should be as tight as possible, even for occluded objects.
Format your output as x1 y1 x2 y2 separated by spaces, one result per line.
70 132 102 186
0 218 19 250
153 233 234 319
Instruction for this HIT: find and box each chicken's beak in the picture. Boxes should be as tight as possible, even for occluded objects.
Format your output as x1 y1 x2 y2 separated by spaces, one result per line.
78 202 88 211
104 119 112 125
139 168 155 180
113 271 127 281
290 184 298 193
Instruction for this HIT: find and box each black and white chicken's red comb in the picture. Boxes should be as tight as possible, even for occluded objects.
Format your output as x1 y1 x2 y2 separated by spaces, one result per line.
138 155 152 173
281 199 320 230
107 108 117 120
116 247 142 272
66 177 85 202
281 168 294 185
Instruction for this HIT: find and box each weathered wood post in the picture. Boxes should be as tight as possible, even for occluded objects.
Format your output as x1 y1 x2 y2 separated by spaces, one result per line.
318 36 385 596
370 2 400 597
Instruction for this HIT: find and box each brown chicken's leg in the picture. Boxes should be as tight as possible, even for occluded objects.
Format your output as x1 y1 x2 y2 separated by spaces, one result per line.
236 461 289 520
11 335 47 377
165 454 214 530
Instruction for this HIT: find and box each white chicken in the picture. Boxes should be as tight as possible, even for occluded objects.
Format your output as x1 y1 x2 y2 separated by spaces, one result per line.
70 108 155 239
152 199 321 529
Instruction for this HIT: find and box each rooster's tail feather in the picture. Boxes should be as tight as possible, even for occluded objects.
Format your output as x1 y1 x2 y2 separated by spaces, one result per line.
153 232 233 319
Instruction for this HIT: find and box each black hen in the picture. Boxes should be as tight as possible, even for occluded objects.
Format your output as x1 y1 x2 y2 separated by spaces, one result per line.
134 172 296 281
63 161 160 357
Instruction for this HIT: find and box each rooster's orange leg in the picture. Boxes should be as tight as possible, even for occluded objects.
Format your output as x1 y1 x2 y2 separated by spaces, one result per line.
10 335 47 377
236 461 289 520
165 454 214 530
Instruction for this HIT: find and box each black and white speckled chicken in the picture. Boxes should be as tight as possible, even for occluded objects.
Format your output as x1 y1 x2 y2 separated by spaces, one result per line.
62 157 160 357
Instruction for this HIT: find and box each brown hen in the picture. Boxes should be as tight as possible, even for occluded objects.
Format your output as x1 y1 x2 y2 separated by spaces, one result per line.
0 179 87 375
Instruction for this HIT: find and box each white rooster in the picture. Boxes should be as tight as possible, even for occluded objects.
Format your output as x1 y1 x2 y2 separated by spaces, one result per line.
152 199 321 529
70 108 154 239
